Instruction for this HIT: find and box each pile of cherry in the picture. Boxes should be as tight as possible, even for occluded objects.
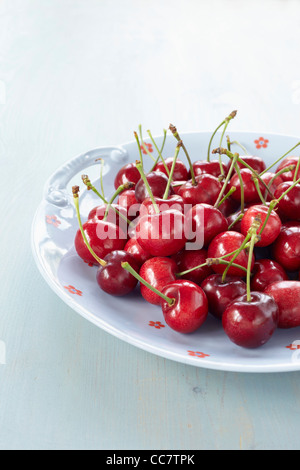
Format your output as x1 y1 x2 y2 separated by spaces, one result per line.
72 114 300 349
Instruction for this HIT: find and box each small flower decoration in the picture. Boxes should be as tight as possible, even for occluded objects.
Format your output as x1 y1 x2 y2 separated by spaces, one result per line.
64 285 83 296
254 137 269 149
84 260 94 267
46 215 61 228
187 350 210 358
141 142 153 154
286 343 300 351
149 321 165 329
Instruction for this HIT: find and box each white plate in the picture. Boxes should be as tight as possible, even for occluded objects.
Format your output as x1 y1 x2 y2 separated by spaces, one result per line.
31 131 300 373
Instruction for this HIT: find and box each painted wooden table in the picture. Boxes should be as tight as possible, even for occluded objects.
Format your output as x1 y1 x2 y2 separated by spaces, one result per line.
1 0 300 450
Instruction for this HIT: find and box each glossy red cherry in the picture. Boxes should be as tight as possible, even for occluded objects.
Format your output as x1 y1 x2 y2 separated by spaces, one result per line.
74 219 127 265
240 204 282 247
139 195 184 217
172 248 213 285
117 189 140 220
276 156 300 182
201 274 247 320
260 172 284 201
192 160 228 179
177 174 223 207
274 182 300 221
264 281 300 328
114 162 141 190
139 257 177 305
271 224 300 272
229 155 266 174
207 231 255 277
88 203 128 229
136 209 186 257
222 292 279 348
154 158 188 181
250 259 288 292
135 171 172 203
124 238 152 266
185 203 228 247
96 250 140 296
229 168 264 204
160 280 208 333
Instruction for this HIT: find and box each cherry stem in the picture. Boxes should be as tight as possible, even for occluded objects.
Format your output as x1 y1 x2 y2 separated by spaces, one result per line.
260 142 300 176
226 136 231 152
228 212 244 230
162 142 182 199
221 233 251 283
217 187 236 208
95 158 105 199
253 176 267 206
138 125 156 163
134 131 144 168
258 200 278 236
228 140 249 155
214 152 239 207
263 165 295 200
235 162 245 213
135 160 160 214
147 129 170 175
103 182 134 223
169 124 196 186
121 262 175 306
276 175 300 202
207 110 237 163
176 259 247 278
294 158 300 183
72 186 107 267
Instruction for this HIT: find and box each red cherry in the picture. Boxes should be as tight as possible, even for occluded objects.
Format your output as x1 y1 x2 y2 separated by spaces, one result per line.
264 281 300 328
177 174 223 207
229 155 266 174
250 259 288 292
172 181 187 195
271 224 300 272
139 195 184 217
172 248 213 285
74 219 127 265
160 280 208 333
222 292 279 348
201 274 247 320
229 168 264 204
185 203 228 247
136 209 187 257
154 158 188 181
88 203 128 229
117 189 140 220
139 257 177 305
114 163 141 190
135 171 172 203
240 204 282 247
124 238 152 266
218 195 240 218
96 251 140 296
207 231 255 277
192 160 228 179
260 172 284 201
276 156 300 182
227 209 247 233
274 182 300 221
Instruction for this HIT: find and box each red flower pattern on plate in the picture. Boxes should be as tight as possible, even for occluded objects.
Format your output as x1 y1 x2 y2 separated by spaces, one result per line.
64 285 83 296
286 342 300 351
84 260 94 267
46 215 61 228
141 142 153 154
149 321 165 329
254 137 269 149
187 350 210 358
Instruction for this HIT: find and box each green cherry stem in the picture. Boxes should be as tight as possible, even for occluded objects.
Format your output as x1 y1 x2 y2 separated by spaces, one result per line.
228 212 244 230
207 110 237 162
134 131 144 168
82 174 107 203
226 135 231 152
135 160 160 214
169 124 196 186
103 182 134 223
72 186 107 267
294 158 300 183
138 125 156 163
162 142 182 200
147 129 170 175
235 162 245 213
217 187 237 208
246 231 258 302
260 142 300 176
176 259 247 278
214 152 239 208
228 140 249 155
150 129 168 172
264 164 295 200
253 176 267 206
122 262 175 306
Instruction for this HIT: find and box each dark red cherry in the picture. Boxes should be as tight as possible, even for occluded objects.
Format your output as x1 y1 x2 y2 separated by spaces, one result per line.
154 158 188 181
139 257 177 305
250 259 288 292
240 204 282 247
201 274 247 320
264 281 300 328
192 160 228 179
185 203 228 247
74 219 127 265
160 280 208 333
207 231 255 277
172 248 213 285
274 182 300 221
226 209 247 233
222 292 279 348
135 171 172 203
136 209 186 257
218 196 240 218
229 168 264 204
276 156 300 182
271 224 300 272
177 174 223 207
96 251 140 296
124 237 152 266
114 162 141 190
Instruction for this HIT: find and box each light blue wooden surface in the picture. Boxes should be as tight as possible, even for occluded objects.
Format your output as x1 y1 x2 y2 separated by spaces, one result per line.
1 0 300 450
